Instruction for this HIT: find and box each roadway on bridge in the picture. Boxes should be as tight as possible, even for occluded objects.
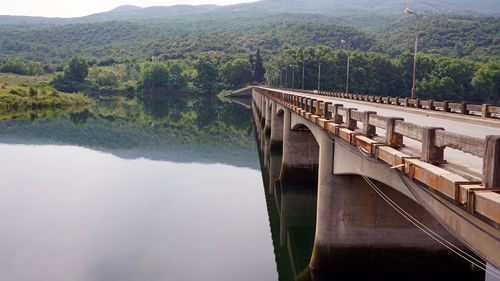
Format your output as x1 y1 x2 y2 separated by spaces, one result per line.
262 87 500 172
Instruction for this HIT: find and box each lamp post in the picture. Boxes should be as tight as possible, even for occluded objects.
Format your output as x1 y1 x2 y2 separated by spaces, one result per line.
284 67 288 88
279 69 283 88
290 64 295 89
299 60 305 90
341 39 350 95
315 52 321 91
405 8 420 100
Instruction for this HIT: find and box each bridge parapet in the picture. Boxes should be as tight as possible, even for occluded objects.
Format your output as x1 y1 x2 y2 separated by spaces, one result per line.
282 88 500 119
254 86 500 227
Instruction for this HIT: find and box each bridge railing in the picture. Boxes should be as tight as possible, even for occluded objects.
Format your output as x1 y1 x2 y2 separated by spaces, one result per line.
279 88 500 119
255 87 500 226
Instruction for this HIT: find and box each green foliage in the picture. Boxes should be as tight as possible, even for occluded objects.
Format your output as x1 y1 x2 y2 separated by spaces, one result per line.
253 49 265 83
0 58 44 75
50 57 96 92
90 68 119 87
267 45 500 104
140 63 169 91
29 86 37 97
472 61 500 101
0 80 92 113
378 15 500 59
194 57 218 94
63 56 88 82
168 63 187 92
219 58 252 88
0 58 26 74
9 88 26 96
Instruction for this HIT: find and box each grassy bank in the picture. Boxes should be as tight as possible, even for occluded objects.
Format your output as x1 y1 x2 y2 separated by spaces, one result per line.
0 73 92 112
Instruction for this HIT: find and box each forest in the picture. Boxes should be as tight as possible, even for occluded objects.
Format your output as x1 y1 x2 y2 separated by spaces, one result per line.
266 45 500 103
0 2 499 104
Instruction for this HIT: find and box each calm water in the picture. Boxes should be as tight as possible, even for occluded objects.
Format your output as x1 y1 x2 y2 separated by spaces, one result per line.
0 94 277 281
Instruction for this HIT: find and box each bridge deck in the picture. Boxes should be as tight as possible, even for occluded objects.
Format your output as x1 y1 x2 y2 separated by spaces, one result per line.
262 87 500 171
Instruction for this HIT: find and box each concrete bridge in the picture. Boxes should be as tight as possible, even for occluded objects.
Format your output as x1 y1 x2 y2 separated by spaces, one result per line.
251 86 500 277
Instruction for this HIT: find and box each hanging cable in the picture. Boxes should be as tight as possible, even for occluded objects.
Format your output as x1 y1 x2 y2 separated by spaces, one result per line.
356 168 500 279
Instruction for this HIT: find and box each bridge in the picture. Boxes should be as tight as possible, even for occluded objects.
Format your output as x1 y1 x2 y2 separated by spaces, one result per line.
251 86 500 278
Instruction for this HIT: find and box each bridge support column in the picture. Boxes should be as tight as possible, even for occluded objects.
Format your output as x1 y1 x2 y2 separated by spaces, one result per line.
280 109 319 184
270 101 284 152
260 95 265 123
264 98 272 136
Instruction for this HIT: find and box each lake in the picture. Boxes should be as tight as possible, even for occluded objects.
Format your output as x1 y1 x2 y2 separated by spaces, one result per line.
0 94 277 281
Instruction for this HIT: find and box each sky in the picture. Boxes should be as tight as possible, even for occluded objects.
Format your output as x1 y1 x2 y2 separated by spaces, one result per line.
2 0 258 18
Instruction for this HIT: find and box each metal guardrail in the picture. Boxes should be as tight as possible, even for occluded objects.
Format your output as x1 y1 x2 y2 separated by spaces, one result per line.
255 87 500 226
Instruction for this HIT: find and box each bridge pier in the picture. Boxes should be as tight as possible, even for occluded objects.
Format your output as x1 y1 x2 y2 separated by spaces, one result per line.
269 101 284 152
280 109 319 184
264 98 272 136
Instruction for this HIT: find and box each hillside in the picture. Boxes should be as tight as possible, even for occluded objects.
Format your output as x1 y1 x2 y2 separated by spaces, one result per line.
0 19 376 64
378 15 500 58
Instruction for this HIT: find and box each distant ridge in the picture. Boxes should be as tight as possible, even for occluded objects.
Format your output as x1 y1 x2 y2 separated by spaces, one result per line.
108 5 142 13
0 0 498 25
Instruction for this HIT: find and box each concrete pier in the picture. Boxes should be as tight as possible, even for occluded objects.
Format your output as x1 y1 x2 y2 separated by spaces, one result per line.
269 101 283 152
280 109 319 184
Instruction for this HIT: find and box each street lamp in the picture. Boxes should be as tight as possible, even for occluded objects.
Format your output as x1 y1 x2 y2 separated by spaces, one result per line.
341 39 350 95
405 8 420 100
284 67 288 88
315 52 321 91
279 69 283 88
290 64 295 89
299 60 305 90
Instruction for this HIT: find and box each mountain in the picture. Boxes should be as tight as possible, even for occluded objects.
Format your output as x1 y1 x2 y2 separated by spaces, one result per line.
79 4 220 23
246 0 500 15
108 5 141 12
0 0 498 26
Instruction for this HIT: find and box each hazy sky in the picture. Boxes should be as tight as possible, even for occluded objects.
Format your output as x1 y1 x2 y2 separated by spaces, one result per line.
2 0 258 18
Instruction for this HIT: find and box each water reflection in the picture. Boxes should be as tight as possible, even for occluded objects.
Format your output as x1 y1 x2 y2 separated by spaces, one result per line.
0 94 257 168
0 94 278 281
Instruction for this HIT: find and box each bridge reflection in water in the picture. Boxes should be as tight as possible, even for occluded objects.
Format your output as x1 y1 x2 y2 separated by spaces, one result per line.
253 101 486 280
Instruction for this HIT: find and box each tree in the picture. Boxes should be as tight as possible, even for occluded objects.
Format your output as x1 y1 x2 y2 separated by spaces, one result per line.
194 57 218 94
90 68 119 87
140 63 170 91
168 63 187 92
0 58 27 74
472 61 500 102
63 56 88 82
249 53 255 73
254 49 266 83
220 58 253 88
